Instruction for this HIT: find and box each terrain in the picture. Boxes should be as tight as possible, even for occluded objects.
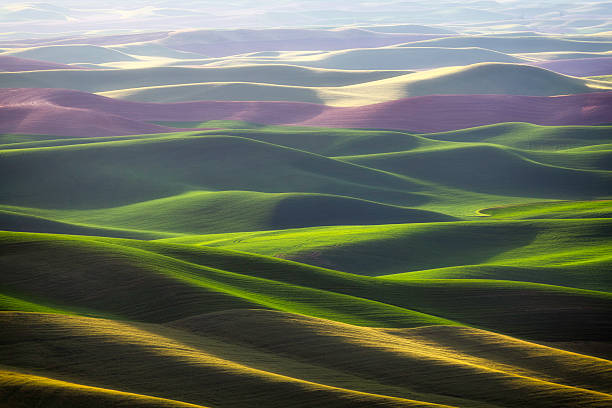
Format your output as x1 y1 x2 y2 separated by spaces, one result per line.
1 2 611 407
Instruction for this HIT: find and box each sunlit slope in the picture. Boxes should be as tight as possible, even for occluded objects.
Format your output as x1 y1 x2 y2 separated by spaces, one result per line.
100 63 612 105
422 123 612 150
2 230 611 340
205 46 523 70
163 219 612 288
174 309 612 406
0 312 453 408
0 231 454 328
3 312 612 408
1 124 609 219
0 65 409 92
0 134 427 209
333 63 612 105
478 200 612 219
0 369 208 408
0 191 454 236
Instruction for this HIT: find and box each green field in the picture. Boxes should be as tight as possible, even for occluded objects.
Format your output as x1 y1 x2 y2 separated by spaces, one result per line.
2 122 611 407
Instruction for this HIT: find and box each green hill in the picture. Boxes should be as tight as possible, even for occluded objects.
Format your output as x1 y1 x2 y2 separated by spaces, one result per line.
478 200 612 219
161 219 612 285
340 144 612 198
0 134 427 209
0 191 454 236
2 230 611 340
421 123 612 151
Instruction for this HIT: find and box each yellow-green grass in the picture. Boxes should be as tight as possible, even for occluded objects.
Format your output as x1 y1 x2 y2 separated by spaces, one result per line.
0 191 454 236
98 63 612 105
2 230 610 340
380 263 612 293
0 369 208 408
0 231 456 328
420 123 612 151
0 64 409 93
3 125 610 219
478 200 612 219
2 311 612 408
160 219 612 288
0 312 454 408
0 207 172 239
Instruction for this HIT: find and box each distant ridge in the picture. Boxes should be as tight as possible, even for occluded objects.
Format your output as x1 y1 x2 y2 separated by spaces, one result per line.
0 55 82 72
530 57 612 77
1 88 610 136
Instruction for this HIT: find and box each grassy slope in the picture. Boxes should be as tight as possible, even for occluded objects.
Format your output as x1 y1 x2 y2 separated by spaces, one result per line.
0 231 455 328
0 191 454 236
2 311 612 408
2 230 611 341
0 134 428 209
478 200 612 219
0 312 454 408
339 143 612 198
1 124 610 228
0 369 208 408
420 123 612 151
159 219 612 290
98 63 612 105
0 65 409 92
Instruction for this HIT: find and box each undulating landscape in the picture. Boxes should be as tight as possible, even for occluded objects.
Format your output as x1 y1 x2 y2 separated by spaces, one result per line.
1 1 612 407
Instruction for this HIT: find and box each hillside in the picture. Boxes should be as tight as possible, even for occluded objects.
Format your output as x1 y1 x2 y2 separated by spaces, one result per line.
2 10 612 408
0 65 409 92
101 63 612 104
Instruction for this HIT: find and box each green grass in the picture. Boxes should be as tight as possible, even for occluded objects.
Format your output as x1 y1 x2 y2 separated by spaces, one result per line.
0 191 454 236
478 200 612 219
2 230 611 341
158 219 612 283
2 124 610 219
421 123 612 151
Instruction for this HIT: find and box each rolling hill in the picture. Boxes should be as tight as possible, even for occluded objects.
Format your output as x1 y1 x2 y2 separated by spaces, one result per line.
4 87 611 136
1 44 137 64
5 310 610 408
0 64 410 92
400 36 612 54
2 14 612 408
101 63 612 104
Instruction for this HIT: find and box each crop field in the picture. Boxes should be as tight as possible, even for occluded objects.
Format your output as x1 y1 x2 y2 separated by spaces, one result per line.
1 1 611 407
